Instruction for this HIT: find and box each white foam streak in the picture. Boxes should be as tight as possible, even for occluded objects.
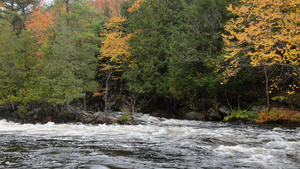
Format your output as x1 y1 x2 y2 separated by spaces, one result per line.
1 118 300 168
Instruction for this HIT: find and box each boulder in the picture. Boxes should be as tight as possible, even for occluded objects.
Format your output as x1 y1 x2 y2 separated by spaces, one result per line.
206 108 223 121
93 112 104 119
185 111 205 121
219 106 231 115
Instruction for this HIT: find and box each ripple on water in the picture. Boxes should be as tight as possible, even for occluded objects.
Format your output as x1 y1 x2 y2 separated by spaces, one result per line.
0 119 299 168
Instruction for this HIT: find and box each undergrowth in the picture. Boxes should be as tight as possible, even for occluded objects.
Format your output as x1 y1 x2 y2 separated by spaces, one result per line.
255 108 300 124
223 109 259 122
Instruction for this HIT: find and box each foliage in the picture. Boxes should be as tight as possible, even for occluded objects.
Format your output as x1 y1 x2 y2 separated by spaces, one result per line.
271 93 300 108
0 0 105 109
25 5 55 45
123 0 180 95
117 113 132 123
97 15 131 115
168 0 228 101
0 0 40 32
89 0 124 17
99 15 132 71
256 108 300 124
223 0 300 92
223 109 259 121
0 23 36 106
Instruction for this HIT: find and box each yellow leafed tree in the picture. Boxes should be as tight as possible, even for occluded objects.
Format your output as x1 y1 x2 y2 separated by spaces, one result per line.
223 0 300 108
99 15 132 71
97 15 132 118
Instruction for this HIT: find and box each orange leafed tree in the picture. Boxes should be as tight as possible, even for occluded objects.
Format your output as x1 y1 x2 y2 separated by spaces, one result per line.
25 5 55 45
127 0 144 13
89 0 124 16
223 0 300 108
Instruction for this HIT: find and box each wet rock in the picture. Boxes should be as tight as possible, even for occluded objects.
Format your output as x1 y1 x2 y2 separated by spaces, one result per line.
219 106 231 115
185 111 205 121
93 112 104 119
206 108 223 121
72 111 82 121
81 111 94 123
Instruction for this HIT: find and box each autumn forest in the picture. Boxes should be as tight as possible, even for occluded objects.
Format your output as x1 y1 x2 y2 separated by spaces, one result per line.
0 0 300 123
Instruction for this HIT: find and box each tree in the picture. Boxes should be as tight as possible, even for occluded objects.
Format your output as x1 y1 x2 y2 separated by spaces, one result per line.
0 22 37 109
89 0 124 17
98 15 131 117
0 0 40 31
124 0 179 96
168 0 228 107
20 0 104 109
25 4 55 45
223 0 300 109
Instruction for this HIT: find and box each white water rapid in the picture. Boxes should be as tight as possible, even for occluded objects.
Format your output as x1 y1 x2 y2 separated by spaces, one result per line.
0 114 299 168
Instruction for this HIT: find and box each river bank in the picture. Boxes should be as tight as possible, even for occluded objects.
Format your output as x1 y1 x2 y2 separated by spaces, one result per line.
1 103 299 127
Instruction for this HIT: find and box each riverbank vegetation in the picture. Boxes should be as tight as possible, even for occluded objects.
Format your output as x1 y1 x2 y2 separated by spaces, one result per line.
0 0 299 124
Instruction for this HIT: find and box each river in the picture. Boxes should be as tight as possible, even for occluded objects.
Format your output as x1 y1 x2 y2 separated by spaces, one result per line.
0 114 299 169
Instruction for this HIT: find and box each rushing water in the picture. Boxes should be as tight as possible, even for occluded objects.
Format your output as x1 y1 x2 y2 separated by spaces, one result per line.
0 114 299 169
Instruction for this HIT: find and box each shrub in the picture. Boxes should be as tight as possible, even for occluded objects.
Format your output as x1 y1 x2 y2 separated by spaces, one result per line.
117 114 132 123
255 108 300 124
223 109 259 122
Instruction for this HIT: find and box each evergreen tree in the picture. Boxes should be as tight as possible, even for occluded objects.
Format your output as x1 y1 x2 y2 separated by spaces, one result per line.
168 0 228 104
20 0 105 107
124 0 180 96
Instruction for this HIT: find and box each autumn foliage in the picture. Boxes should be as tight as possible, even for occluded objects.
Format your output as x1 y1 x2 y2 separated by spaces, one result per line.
99 15 132 71
127 0 144 13
25 5 54 45
256 108 300 124
89 0 124 16
223 0 300 88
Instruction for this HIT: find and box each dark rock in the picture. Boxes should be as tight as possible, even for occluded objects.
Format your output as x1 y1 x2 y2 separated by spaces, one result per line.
93 112 104 119
185 111 205 121
206 108 223 121
219 106 231 115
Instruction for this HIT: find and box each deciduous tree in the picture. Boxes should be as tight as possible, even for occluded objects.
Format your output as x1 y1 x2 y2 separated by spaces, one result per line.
89 0 124 17
98 15 131 117
25 5 54 45
223 0 300 109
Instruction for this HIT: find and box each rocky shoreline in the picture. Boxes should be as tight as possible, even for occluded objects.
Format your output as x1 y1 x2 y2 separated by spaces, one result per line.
1 104 284 126
0 103 234 125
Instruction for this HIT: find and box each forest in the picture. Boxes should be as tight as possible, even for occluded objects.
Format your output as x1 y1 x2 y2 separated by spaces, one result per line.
0 0 299 124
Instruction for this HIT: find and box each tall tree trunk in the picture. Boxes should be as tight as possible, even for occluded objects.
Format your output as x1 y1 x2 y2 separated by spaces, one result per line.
104 69 114 122
264 65 270 111
65 0 69 13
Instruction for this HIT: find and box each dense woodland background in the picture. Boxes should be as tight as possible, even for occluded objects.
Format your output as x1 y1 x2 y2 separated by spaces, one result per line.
0 0 299 123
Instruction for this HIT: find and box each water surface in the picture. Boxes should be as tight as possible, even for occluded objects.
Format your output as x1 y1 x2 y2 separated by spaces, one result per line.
0 115 299 168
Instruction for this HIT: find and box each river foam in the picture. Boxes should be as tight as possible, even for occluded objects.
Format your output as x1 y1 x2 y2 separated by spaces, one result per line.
0 117 299 168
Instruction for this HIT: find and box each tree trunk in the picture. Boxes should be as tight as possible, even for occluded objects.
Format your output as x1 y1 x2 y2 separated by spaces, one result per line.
264 66 270 111
104 69 114 122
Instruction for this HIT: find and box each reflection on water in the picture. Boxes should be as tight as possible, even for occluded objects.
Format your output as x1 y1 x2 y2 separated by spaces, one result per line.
0 115 299 168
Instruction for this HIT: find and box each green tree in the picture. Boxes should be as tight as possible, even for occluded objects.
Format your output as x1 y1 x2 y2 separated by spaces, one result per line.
21 0 105 108
168 0 228 106
0 0 40 32
0 22 37 109
124 0 180 96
